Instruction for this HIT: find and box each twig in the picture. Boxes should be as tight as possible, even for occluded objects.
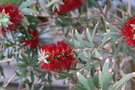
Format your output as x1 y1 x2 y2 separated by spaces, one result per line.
104 5 108 18
108 12 124 22
0 59 14 63
2 73 16 88
115 7 128 16
128 0 132 16
96 1 106 18
116 7 128 15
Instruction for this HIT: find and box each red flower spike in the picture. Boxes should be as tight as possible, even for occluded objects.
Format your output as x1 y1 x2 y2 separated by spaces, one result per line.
38 41 76 71
0 4 23 32
121 16 135 46
55 0 83 14
28 30 39 37
23 30 40 48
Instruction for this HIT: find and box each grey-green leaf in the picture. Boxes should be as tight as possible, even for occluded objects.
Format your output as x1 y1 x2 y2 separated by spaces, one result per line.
46 0 56 8
77 72 91 90
112 73 134 90
19 0 36 9
21 8 37 15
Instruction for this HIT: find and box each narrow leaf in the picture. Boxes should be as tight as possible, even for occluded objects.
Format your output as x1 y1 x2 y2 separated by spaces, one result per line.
77 72 90 90
21 8 37 15
112 73 134 90
19 0 36 9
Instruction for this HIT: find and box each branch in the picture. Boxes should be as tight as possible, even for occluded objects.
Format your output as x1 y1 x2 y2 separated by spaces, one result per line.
2 73 16 88
0 59 14 63
128 0 132 16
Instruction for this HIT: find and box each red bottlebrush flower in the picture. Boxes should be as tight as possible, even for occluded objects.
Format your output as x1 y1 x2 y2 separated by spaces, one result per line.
38 41 76 71
121 16 135 46
23 30 40 48
28 30 39 37
0 4 23 32
55 0 83 14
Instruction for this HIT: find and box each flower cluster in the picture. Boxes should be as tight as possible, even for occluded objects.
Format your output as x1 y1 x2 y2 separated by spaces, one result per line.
0 4 23 32
23 30 40 48
38 41 76 71
121 16 135 46
55 0 83 14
